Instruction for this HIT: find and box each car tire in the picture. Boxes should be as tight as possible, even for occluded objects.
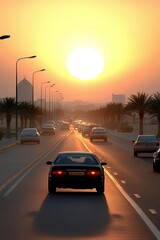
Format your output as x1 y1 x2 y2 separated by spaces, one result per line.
20 141 23 144
96 182 104 194
134 151 138 157
104 138 107 142
90 138 93 142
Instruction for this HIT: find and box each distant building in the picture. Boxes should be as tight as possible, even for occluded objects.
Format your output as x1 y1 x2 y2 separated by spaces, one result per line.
112 93 125 104
18 78 32 102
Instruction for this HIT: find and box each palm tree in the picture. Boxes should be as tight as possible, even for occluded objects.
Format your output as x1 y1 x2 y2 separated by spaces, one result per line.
125 92 152 134
27 103 41 127
18 102 30 129
0 97 16 136
114 103 126 131
19 102 41 128
147 92 160 138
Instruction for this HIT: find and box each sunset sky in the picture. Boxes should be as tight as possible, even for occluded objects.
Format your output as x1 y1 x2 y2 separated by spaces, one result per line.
0 0 160 104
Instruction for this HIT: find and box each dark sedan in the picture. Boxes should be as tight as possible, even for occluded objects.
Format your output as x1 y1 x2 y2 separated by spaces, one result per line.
46 151 107 194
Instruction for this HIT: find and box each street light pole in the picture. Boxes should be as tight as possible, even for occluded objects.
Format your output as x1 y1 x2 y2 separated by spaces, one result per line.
41 81 50 110
49 84 55 120
15 55 36 140
52 90 59 120
45 85 50 122
53 91 60 122
32 68 45 105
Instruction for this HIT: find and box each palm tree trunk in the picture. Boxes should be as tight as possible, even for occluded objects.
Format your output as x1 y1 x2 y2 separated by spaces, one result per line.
6 119 11 137
139 118 143 134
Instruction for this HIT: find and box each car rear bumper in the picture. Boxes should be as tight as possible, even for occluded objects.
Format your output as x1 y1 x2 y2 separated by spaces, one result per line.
134 146 159 153
49 176 104 189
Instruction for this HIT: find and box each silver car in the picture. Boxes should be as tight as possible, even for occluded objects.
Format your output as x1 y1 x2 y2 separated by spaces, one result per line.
42 123 55 135
90 127 108 142
133 135 159 157
20 128 40 144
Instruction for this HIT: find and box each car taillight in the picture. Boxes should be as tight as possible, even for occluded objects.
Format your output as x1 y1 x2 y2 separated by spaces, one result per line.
51 170 66 176
86 170 101 176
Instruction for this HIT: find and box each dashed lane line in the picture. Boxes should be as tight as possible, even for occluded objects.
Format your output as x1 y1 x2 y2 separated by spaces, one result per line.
76 131 160 240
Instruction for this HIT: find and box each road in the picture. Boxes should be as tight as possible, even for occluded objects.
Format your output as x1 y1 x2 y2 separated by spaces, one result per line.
0 129 159 240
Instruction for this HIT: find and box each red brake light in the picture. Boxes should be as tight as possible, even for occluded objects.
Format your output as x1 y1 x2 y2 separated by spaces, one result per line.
51 170 66 176
86 170 101 176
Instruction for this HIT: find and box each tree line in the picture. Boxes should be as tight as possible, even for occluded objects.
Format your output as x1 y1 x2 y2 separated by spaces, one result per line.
87 92 160 137
1 92 160 138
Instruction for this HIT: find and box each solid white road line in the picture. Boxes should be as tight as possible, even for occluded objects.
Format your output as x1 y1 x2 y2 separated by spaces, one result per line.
104 169 160 240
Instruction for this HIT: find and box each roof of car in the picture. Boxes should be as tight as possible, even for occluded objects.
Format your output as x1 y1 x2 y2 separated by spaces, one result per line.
22 128 37 131
58 151 93 155
92 127 105 130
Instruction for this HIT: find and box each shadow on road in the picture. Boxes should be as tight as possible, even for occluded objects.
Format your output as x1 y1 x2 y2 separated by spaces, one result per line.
33 191 110 238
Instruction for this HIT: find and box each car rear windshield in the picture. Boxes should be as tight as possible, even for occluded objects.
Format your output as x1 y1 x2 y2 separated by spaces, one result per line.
138 136 158 142
54 154 99 165
92 129 105 133
23 130 36 135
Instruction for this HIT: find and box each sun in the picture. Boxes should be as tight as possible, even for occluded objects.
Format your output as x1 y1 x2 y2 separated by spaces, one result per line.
67 48 104 80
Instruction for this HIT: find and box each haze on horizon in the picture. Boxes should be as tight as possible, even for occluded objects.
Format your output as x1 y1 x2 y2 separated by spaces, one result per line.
0 0 160 104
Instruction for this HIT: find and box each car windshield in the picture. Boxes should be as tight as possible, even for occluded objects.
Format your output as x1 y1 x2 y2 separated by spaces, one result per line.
54 154 99 165
93 129 105 133
43 124 54 128
138 136 158 142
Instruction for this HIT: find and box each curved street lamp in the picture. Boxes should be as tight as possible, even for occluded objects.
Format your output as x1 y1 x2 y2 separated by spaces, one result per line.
0 35 10 40
32 68 45 104
49 84 55 119
15 55 36 140
41 81 50 110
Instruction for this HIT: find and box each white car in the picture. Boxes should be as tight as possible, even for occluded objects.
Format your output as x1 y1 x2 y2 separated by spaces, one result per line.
90 127 108 142
42 123 55 135
20 128 40 144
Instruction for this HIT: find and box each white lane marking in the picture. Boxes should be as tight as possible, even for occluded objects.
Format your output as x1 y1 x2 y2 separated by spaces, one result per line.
73 132 160 240
149 209 158 214
113 172 118 176
3 132 72 197
3 160 40 197
104 169 160 240
134 194 141 198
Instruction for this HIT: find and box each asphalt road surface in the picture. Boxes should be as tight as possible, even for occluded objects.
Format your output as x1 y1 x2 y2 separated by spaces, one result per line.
0 129 159 240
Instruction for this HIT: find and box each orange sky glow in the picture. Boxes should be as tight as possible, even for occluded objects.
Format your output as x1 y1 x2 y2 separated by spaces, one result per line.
0 0 160 103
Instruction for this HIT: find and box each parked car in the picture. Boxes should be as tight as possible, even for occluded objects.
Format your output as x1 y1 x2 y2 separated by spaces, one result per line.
82 124 99 137
20 128 40 144
42 123 55 135
46 151 107 194
90 127 108 142
153 149 160 172
133 135 159 157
